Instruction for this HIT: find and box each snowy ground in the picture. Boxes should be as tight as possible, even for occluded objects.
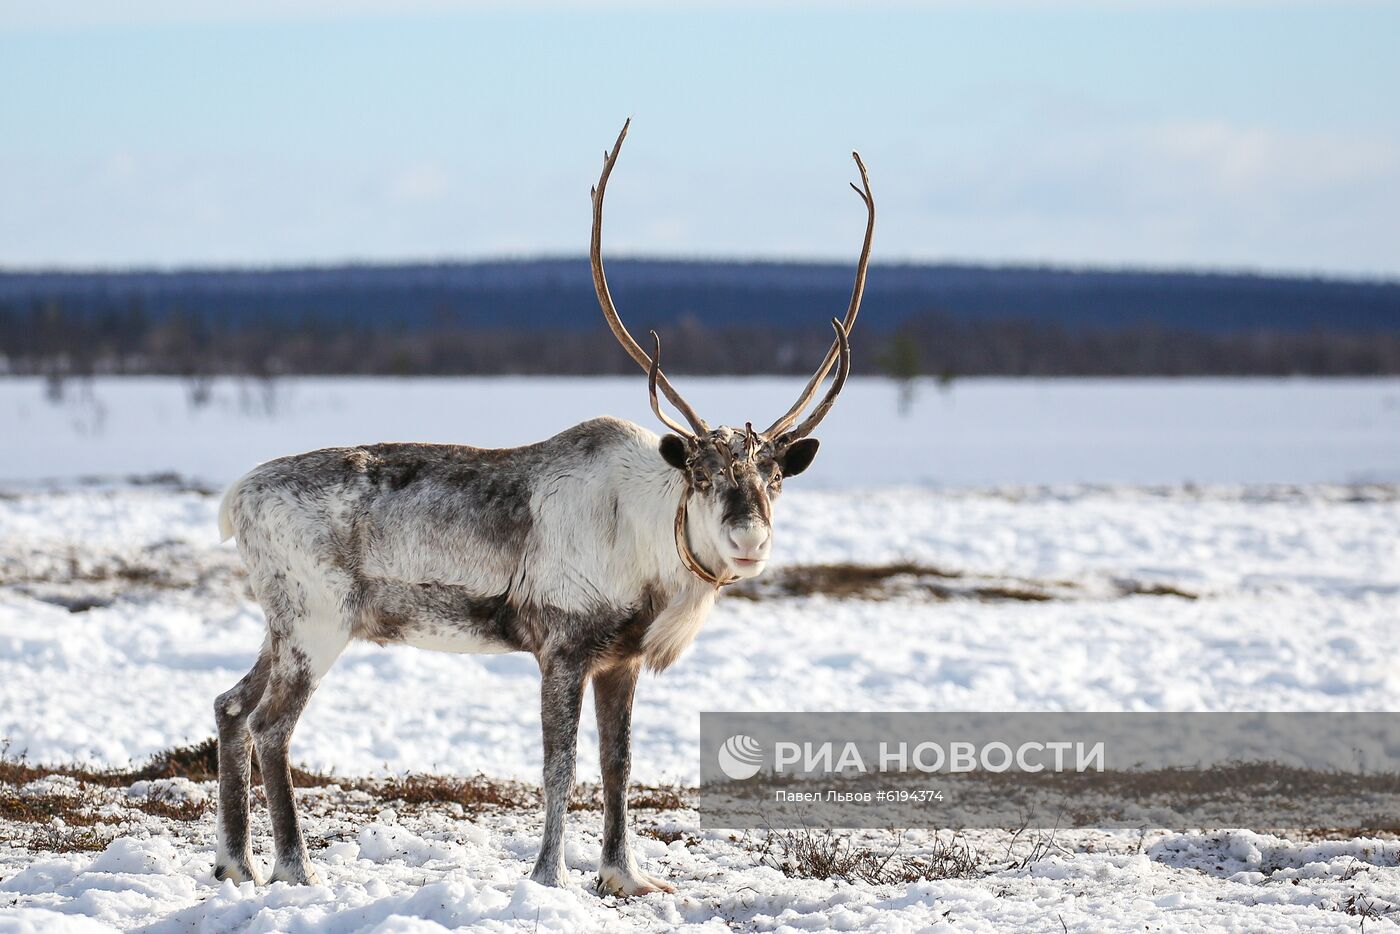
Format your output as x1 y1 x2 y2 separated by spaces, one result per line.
2 483 1398 780
3 479 1399 931
7 779 1400 933
2 376 1399 930
4 375 1399 487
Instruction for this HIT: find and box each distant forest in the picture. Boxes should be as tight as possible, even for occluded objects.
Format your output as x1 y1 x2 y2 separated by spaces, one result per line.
1 259 1398 378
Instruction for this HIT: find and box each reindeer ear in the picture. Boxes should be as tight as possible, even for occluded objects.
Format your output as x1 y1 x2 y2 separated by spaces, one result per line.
659 434 690 471
779 438 820 476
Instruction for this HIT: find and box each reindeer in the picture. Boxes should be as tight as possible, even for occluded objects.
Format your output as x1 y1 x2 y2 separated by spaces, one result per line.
212 120 873 895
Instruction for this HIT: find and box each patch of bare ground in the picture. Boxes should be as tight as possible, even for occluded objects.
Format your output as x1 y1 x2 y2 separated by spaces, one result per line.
0 784 105 828
0 542 247 612
1 740 700 858
729 562 1197 603
712 763 1400 839
0 738 327 789
356 773 537 813
0 739 692 830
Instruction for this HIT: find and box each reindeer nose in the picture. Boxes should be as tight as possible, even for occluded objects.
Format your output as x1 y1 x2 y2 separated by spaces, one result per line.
728 525 770 555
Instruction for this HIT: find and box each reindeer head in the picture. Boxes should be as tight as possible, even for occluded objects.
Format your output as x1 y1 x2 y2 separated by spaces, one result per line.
588 119 874 586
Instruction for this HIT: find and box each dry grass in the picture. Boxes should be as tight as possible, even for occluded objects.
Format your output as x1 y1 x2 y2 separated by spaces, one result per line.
343 772 690 816
0 774 121 852
755 828 982 884
0 738 337 790
729 562 1196 604
356 773 537 813
1341 892 1400 926
132 795 212 822
1 739 693 826
0 785 104 827
26 824 114 853
639 827 700 847
2 739 698 856
0 538 247 612
621 785 689 812
1116 579 1200 600
732 562 948 600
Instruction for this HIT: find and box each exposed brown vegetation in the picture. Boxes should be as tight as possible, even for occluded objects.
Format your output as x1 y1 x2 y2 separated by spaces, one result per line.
1 740 700 857
26 824 114 853
732 562 944 600
0 739 333 791
755 828 981 884
0 739 693 827
1 545 247 613
358 773 535 813
0 784 104 827
729 562 1197 604
133 795 212 822
723 762 1400 834
343 773 689 815
639 827 700 847
3 536 1200 615
620 786 689 812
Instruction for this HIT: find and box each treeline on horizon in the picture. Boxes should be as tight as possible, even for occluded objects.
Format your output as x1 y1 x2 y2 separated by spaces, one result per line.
2 259 1399 377
4 259 1399 336
3 301 1398 379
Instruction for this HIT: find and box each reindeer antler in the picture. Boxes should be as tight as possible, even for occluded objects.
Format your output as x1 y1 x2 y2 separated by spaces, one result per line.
647 331 698 438
782 318 851 441
763 152 873 439
592 120 709 438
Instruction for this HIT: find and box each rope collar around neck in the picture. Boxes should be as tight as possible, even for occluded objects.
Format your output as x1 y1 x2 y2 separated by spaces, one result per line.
674 480 738 589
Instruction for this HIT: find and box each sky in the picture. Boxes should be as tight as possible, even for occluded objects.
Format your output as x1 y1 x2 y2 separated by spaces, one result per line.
1 1 1397 277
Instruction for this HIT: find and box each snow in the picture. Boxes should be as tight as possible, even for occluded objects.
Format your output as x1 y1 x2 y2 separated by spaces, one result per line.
2 376 1399 930
3 375 1399 487
5 810 1400 931
3 483 1396 779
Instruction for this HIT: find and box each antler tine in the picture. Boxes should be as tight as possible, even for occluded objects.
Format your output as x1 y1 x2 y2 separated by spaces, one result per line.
648 331 697 438
763 151 873 438
591 119 710 436
782 318 851 441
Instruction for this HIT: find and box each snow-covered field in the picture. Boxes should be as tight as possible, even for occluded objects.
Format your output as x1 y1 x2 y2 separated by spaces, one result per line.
5 375 1399 487
2 377 1399 931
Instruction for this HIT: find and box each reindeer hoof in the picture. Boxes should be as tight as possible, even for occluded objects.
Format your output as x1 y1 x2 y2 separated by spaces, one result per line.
598 865 675 897
270 861 321 885
529 863 570 888
213 861 264 886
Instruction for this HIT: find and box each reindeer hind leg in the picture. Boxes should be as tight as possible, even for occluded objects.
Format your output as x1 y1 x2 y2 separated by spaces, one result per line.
214 641 273 884
248 615 347 886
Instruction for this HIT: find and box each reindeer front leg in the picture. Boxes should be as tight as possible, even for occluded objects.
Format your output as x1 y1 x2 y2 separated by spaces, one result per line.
530 656 586 887
594 661 676 896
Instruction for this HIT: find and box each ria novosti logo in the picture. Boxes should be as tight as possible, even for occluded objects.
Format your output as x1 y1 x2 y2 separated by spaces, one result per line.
716 734 764 780
715 734 1107 780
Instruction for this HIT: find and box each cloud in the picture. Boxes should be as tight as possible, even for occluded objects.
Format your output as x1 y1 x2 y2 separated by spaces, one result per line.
1138 121 1399 196
386 163 452 205
889 115 1400 276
